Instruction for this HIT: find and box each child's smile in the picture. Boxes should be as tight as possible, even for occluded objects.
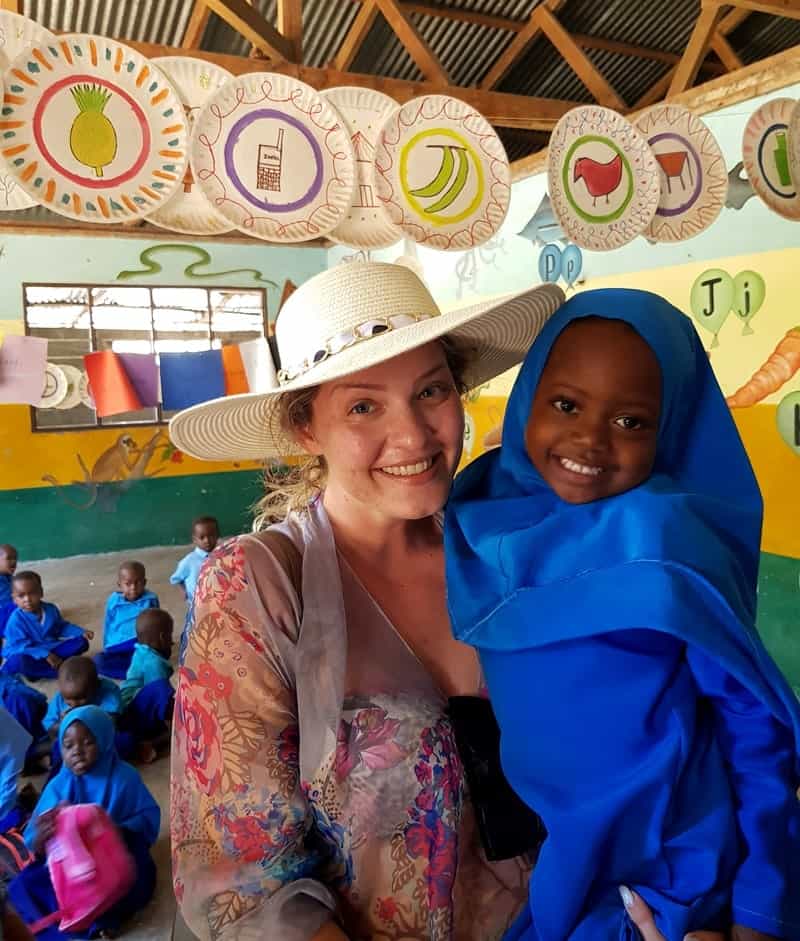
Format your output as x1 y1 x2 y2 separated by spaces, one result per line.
525 318 662 504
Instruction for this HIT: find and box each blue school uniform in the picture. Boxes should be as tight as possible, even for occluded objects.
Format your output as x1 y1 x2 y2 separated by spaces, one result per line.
0 573 15 639
1 604 88 681
170 547 208 602
11 706 159 940
93 590 159 680
0 674 47 767
119 644 174 743
446 289 800 941
43 678 122 732
0 705 31 829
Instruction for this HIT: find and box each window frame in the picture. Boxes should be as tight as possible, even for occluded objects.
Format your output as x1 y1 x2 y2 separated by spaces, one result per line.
23 281 269 434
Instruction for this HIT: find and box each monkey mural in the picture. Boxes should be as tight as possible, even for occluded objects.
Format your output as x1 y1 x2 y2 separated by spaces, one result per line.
42 431 169 509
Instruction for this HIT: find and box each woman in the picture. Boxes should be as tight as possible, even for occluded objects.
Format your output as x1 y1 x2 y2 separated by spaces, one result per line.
168 263 728 941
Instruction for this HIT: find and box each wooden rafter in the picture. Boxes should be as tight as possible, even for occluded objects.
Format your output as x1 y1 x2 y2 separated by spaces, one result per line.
402 1 522 32
719 7 753 33
0 0 20 11
536 7 626 110
669 3 725 95
182 2 211 48
277 0 303 63
334 1 379 70
711 32 744 70
125 38 573 130
480 0 565 90
202 0 292 61
632 67 675 110
374 0 449 82
724 0 800 19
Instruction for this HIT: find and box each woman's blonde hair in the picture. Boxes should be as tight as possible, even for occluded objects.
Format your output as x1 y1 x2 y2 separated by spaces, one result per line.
253 337 473 529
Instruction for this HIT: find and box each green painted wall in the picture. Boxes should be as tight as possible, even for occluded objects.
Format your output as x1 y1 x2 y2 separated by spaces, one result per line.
1 469 263 560
758 551 800 695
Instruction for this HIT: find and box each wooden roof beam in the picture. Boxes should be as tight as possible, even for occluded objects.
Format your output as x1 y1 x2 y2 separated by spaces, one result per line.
401 2 523 31
201 0 293 61
334 1 379 70
632 66 675 109
123 38 574 130
182 2 212 48
723 0 800 19
536 7 626 110
0 0 21 11
669 2 725 95
374 0 449 82
480 0 565 90
711 32 744 70
719 7 753 33
277 0 303 63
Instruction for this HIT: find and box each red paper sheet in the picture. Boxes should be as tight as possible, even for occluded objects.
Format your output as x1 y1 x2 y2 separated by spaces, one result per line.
83 351 142 417
221 345 250 396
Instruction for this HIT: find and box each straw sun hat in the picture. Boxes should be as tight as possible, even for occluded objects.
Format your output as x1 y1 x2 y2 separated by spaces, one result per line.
169 262 564 461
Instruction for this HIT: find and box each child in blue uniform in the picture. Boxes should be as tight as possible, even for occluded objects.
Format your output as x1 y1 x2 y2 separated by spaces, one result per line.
0 674 47 775
10 706 159 940
170 517 218 637
0 705 32 833
94 561 159 680
119 609 174 764
1 573 92 681
446 290 800 941
0 544 18 639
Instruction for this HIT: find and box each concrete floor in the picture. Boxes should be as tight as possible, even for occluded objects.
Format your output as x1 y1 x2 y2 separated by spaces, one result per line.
21 544 192 941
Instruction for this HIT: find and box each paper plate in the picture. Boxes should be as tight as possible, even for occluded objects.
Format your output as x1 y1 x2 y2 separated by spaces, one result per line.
785 100 800 210
374 94 510 251
78 370 95 409
1 34 188 224
40 363 67 409
322 87 402 249
0 11 55 211
148 56 235 236
548 106 660 251
635 105 727 243
190 72 356 242
742 97 800 220
55 364 83 410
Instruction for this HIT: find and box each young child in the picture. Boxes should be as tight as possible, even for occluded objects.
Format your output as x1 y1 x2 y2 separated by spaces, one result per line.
119 609 174 763
9 706 159 940
170 515 219 606
1 573 92 681
44 657 122 773
0 544 18 638
446 289 800 941
94 561 159 680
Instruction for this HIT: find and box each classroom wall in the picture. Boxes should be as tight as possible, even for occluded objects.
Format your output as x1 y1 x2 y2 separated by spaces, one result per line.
0 234 327 559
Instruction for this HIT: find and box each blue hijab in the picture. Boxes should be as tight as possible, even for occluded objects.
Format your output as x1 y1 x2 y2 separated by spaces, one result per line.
445 289 800 938
25 705 159 850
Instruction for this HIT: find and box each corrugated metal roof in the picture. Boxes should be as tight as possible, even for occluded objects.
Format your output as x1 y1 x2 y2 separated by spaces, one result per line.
731 11 800 66
22 0 194 47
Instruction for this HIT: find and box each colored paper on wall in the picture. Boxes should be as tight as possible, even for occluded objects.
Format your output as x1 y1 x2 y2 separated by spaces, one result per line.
117 353 160 407
239 337 277 393
221 345 250 396
83 351 143 417
0 335 47 406
159 349 225 411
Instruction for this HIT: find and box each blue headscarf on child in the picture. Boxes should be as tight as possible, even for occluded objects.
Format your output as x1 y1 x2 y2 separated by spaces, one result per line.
25 705 159 850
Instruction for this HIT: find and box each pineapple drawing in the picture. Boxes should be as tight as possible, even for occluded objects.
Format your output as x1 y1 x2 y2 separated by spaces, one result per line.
69 84 117 178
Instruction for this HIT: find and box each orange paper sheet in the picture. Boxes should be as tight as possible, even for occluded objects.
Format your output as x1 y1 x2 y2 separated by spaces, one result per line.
221 345 250 396
83 351 142 417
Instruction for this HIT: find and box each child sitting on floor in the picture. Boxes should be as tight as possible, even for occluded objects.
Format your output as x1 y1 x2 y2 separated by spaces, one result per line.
9 706 159 940
0 674 48 776
44 657 122 773
1 573 92 681
170 516 219 607
446 289 800 940
0 544 18 638
94 561 159 680
119 610 174 764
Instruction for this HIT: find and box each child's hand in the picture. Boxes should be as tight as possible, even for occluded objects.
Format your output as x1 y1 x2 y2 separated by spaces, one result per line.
85 629 95 640
33 807 60 853
46 652 63 670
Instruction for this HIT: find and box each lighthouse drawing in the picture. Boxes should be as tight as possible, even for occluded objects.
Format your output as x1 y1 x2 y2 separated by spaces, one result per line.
257 128 285 193
351 130 378 208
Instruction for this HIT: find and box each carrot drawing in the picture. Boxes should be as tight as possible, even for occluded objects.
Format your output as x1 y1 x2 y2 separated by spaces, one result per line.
726 326 800 408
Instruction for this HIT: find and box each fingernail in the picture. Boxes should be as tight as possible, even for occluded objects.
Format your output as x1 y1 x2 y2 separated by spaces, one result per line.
619 885 634 910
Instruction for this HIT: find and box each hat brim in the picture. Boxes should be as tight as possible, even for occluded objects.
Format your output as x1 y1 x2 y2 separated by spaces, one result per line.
169 282 565 461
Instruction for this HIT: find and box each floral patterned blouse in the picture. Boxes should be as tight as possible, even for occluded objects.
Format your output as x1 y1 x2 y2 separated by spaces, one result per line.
171 501 529 941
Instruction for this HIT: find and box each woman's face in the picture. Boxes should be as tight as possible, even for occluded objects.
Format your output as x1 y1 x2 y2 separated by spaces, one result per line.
297 342 465 524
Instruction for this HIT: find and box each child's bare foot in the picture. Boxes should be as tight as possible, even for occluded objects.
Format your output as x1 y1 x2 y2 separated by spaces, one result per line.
137 742 157 764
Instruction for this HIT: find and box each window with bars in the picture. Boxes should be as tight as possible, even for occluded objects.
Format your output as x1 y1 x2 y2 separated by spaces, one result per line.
24 283 269 431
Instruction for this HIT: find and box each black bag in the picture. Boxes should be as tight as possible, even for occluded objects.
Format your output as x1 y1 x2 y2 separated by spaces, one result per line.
448 695 546 862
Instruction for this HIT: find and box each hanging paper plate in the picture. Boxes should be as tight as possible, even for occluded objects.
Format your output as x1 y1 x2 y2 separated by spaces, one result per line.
190 72 356 242
40 363 67 409
0 11 55 212
374 95 510 251
78 370 95 409
1 34 188 224
55 364 83 410
742 97 800 220
548 106 660 251
635 105 727 243
148 56 235 236
322 87 402 250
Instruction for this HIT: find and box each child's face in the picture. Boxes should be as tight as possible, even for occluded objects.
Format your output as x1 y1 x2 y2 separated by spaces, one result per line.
12 577 43 613
0 547 18 575
156 626 174 659
118 567 146 602
193 522 219 553
525 319 661 504
60 676 97 711
62 721 98 776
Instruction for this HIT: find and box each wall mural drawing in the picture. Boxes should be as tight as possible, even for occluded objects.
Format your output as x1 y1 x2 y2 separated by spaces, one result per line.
116 244 277 285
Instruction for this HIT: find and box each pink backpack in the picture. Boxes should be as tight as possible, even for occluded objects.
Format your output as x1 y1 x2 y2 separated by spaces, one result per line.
28 803 136 935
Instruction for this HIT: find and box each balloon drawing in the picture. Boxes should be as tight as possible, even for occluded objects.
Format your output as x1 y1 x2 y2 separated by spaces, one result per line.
689 268 734 348
732 270 766 335
538 243 562 283
562 243 583 288
409 144 469 215
777 390 800 455
70 84 117 178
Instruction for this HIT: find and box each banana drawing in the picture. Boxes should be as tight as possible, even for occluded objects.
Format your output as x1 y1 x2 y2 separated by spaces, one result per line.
409 145 470 215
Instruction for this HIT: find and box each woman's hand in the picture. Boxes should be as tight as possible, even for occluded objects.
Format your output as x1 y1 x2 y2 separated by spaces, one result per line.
620 888 779 941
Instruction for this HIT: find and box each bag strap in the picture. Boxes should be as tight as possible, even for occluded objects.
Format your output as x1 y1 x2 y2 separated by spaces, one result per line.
251 530 303 599
28 912 62 934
